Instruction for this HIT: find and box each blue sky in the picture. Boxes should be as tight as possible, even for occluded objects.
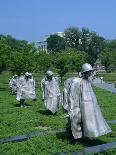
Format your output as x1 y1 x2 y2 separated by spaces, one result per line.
0 0 116 42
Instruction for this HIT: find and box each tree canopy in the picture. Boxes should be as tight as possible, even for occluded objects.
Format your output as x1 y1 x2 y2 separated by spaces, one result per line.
47 34 65 53
0 26 116 76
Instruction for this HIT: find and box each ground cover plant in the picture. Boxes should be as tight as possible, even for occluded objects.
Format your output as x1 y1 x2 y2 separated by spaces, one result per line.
99 72 116 84
0 72 116 155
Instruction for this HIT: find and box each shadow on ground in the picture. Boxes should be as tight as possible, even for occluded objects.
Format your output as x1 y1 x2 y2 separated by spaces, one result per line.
38 109 54 115
56 131 106 146
14 103 32 107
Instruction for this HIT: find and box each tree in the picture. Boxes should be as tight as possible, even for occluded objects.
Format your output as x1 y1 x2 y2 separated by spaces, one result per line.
99 48 116 72
68 50 88 72
6 38 37 75
8 51 35 75
34 53 54 73
54 50 88 82
64 27 81 49
88 33 105 65
105 39 116 50
0 36 11 73
54 52 69 82
64 27 105 65
0 34 37 74
47 34 65 52
80 27 105 65
79 27 91 51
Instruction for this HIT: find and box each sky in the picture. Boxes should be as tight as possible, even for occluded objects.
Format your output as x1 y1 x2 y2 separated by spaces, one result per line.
0 0 116 42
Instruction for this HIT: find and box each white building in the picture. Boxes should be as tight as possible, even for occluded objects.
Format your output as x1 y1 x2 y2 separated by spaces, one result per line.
55 32 64 38
36 41 47 53
36 32 64 53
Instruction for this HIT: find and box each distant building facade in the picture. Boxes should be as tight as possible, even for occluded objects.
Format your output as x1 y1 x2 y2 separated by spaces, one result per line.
36 32 64 53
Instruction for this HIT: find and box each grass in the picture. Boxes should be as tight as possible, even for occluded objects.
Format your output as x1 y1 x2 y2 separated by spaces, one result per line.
0 72 116 155
98 72 116 83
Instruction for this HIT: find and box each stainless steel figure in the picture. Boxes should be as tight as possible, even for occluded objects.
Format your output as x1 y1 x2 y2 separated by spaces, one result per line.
41 71 61 114
63 63 112 139
9 74 19 95
17 72 36 107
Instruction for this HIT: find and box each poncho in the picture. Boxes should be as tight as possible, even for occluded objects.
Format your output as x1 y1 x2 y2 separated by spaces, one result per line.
41 76 61 114
63 77 112 139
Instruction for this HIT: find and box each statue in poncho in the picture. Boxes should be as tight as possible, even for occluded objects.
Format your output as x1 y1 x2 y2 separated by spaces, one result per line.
63 63 112 139
41 71 61 114
9 74 19 95
17 72 36 107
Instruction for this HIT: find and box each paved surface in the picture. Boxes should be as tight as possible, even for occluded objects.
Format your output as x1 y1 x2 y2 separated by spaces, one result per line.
84 142 116 155
56 142 116 155
93 78 116 94
111 120 116 123
0 128 65 144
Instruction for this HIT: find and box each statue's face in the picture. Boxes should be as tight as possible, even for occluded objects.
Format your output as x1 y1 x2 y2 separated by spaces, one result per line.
25 75 29 80
83 71 92 79
47 75 53 80
28 75 32 79
87 71 92 77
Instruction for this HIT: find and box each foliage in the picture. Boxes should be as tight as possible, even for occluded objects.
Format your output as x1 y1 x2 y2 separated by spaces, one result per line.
64 27 105 65
54 52 69 82
8 51 36 75
34 53 55 73
106 39 116 50
79 27 91 51
68 50 88 72
79 27 105 65
54 50 87 81
32 50 87 81
87 32 105 65
47 34 65 52
0 28 116 77
0 35 37 74
0 36 12 73
99 48 116 72
64 27 81 49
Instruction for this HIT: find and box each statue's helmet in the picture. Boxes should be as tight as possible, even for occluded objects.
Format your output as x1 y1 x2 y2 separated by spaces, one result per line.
14 74 18 78
81 63 93 73
46 70 53 76
25 72 29 77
